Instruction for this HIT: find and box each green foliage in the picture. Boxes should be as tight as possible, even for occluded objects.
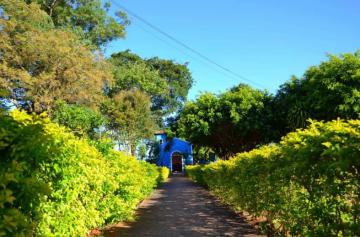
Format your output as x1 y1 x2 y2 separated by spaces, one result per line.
0 110 162 236
52 101 106 138
177 84 274 158
176 51 360 158
0 0 113 113
157 167 170 183
147 57 193 114
110 58 168 97
98 151 160 223
0 111 50 236
88 137 114 155
109 50 194 116
187 119 360 236
192 146 217 164
103 89 157 155
145 139 161 164
26 0 129 48
274 52 360 135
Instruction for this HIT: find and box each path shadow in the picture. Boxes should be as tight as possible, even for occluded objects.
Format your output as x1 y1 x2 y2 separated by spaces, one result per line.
103 174 263 237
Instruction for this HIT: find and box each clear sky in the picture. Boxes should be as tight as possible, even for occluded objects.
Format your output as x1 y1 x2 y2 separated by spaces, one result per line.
106 0 360 100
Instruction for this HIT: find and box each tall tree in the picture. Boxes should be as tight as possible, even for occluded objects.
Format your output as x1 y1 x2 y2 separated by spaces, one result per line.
24 0 129 48
274 51 360 135
109 52 168 97
0 0 113 113
102 89 157 155
147 57 193 114
109 50 193 117
176 84 274 158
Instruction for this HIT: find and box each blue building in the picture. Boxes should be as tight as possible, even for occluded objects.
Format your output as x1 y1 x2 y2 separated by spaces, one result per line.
155 131 193 172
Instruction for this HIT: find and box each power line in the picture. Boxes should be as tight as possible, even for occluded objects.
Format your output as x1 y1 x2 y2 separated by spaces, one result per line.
110 0 266 89
129 17 250 83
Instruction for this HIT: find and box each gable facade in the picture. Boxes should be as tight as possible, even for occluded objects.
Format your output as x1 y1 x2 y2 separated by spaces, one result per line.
156 133 193 172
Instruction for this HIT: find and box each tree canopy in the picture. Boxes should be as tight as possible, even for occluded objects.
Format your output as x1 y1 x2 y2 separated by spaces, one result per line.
109 52 168 98
147 57 193 114
7 0 360 165
102 89 157 155
109 50 194 116
274 51 360 134
25 0 129 48
0 0 113 113
176 85 274 158
52 101 106 138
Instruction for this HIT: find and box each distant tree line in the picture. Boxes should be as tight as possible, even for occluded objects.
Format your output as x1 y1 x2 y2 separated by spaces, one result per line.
173 51 360 159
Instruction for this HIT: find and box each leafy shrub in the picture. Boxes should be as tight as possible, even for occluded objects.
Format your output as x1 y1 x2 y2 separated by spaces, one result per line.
187 119 360 236
52 101 106 138
157 167 170 183
186 165 207 186
0 110 162 236
88 137 115 156
97 151 159 223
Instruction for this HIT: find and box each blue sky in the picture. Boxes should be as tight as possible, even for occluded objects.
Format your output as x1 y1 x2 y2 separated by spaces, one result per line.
106 0 360 100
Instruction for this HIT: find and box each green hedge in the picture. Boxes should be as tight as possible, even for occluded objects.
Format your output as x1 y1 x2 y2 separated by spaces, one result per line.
0 110 164 236
157 166 170 183
187 119 359 236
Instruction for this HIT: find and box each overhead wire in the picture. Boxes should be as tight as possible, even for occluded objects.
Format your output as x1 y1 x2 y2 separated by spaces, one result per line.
128 18 247 83
110 0 267 89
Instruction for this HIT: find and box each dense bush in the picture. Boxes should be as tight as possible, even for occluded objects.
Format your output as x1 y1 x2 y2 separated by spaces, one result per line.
187 119 360 236
0 110 164 236
157 167 170 183
52 101 106 138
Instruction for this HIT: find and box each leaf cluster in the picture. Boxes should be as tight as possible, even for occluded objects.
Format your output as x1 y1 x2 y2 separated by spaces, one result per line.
52 101 106 138
102 89 157 155
26 0 129 48
109 50 194 116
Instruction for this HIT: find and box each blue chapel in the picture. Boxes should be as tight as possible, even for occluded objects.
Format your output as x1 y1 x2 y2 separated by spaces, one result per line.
155 131 193 172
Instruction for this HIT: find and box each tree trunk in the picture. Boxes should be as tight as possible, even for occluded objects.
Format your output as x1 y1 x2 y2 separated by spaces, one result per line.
130 143 136 157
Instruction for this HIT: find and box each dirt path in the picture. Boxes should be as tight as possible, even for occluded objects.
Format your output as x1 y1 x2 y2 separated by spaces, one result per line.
104 174 264 237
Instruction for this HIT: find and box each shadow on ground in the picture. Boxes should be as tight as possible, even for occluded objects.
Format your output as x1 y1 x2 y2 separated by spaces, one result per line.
103 174 264 237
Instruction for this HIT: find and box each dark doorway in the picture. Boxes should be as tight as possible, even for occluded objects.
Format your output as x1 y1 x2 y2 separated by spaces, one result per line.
171 152 183 172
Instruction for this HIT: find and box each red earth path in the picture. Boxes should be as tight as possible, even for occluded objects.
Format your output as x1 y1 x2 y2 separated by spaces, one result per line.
103 174 264 237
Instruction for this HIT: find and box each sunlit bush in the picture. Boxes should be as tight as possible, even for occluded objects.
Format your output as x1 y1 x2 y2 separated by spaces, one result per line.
157 166 170 183
0 110 162 236
187 119 360 236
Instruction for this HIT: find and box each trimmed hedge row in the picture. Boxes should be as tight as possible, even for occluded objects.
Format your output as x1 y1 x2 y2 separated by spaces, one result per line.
0 110 168 237
187 119 359 236
157 166 170 183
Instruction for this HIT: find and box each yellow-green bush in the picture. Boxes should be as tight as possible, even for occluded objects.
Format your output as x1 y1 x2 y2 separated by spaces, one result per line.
0 110 162 236
187 119 360 236
157 166 170 183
